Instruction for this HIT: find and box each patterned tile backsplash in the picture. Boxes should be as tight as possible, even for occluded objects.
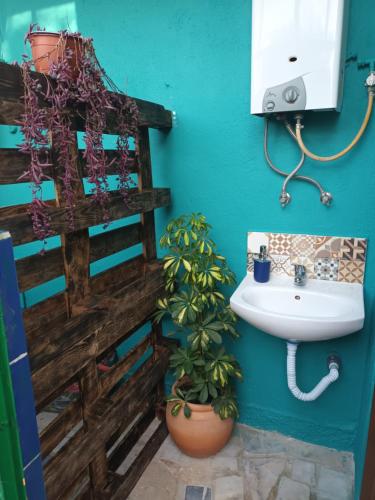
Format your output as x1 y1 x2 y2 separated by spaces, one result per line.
247 232 367 284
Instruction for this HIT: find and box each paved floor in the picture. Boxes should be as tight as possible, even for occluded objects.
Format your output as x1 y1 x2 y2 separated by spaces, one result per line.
129 423 354 500
37 412 354 499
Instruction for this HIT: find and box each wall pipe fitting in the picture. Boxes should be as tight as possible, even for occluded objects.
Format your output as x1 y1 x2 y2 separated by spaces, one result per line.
263 119 333 206
286 341 340 402
295 72 375 162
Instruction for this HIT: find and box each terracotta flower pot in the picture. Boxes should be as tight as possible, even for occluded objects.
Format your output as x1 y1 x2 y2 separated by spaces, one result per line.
166 396 234 458
28 31 83 76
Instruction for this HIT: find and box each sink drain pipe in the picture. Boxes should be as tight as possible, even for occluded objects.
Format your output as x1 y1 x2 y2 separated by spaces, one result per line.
286 342 340 401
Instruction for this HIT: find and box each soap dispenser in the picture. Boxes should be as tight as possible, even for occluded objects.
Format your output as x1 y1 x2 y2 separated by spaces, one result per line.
253 245 271 283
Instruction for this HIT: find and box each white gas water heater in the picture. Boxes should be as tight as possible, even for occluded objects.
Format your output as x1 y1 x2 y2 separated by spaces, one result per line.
251 0 375 206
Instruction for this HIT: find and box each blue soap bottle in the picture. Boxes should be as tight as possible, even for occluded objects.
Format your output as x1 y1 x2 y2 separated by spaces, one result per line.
253 245 271 283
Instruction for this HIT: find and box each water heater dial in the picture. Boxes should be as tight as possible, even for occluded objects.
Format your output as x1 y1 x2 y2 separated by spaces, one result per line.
265 100 275 111
283 86 299 104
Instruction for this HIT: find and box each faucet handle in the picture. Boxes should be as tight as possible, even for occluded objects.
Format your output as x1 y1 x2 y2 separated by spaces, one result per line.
294 264 306 286
294 264 306 275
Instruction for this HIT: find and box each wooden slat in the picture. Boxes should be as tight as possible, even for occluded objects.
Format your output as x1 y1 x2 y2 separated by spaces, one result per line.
100 335 151 394
111 420 168 499
0 148 137 185
23 293 66 335
25 256 146 369
0 188 170 245
0 61 172 130
60 469 90 500
16 222 142 292
89 222 142 262
106 391 157 456
40 398 82 458
31 264 163 406
108 400 156 472
0 149 32 184
44 349 169 499
90 254 144 295
138 127 157 263
138 127 166 411
79 360 108 494
51 132 89 316
29 307 100 373
16 247 63 292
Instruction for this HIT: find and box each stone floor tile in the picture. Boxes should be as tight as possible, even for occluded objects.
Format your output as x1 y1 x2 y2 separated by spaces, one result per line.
126 424 354 499
290 459 316 486
214 475 244 500
211 455 239 476
128 460 178 500
244 457 286 500
156 435 184 463
220 436 244 457
37 411 57 432
275 476 310 500
316 466 352 500
238 425 265 454
162 457 215 484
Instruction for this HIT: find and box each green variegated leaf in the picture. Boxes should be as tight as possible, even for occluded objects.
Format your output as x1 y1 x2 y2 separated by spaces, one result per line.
184 404 192 418
171 402 182 416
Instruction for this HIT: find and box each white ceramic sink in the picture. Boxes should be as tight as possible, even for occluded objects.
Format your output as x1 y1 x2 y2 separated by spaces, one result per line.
230 275 364 341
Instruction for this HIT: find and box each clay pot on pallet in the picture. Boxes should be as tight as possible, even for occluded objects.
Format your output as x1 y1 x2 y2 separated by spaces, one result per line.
28 31 83 76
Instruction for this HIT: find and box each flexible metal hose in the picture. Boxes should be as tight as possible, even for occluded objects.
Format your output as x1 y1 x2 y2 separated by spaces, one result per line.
295 84 374 162
263 119 326 195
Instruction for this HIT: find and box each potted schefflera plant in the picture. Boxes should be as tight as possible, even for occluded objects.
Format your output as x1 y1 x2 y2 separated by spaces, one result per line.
155 214 242 458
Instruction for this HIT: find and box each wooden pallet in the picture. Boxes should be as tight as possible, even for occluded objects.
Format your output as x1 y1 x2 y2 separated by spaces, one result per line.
0 61 173 499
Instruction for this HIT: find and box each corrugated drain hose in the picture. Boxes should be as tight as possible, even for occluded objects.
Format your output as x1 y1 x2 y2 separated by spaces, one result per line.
295 73 375 162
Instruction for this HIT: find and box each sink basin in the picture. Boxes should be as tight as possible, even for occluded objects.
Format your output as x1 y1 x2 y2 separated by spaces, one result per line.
230 275 364 341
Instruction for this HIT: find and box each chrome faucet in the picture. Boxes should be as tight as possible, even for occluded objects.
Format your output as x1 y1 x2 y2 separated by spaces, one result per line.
294 264 306 286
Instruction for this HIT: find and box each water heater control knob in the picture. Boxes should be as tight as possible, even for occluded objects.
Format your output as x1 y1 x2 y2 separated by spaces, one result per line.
283 86 299 104
265 100 275 111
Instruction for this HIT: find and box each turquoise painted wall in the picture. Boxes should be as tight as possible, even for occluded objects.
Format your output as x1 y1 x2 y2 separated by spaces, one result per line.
1 1 375 496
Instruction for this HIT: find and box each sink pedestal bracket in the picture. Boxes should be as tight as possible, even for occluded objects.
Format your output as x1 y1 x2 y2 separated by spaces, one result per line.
286 342 340 401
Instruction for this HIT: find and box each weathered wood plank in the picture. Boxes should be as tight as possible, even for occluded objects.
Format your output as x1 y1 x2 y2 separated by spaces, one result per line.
89 222 142 262
108 401 156 472
0 148 137 185
44 350 169 499
90 254 144 295
100 335 151 394
0 188 170 245
137 129 166 415
23 293 66 336
31 265 163 406
16 247 63 292
40 398 82 458
16 222 142 292
44 426 87 499
111 420 168 499
79 360 109 494
0 61 172 129
52 132 88 316
0 148 34 184
138 127 157 263
25 256 146 367
106 391 156 455
60 468 90 500
33 332 97 408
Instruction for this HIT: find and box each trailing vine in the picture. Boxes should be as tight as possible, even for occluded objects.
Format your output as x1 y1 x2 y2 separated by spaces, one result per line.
17 25 139 245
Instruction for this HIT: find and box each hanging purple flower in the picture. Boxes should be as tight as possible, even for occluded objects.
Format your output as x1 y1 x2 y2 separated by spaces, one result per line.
18 25 139 246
